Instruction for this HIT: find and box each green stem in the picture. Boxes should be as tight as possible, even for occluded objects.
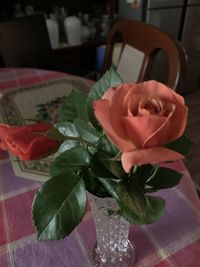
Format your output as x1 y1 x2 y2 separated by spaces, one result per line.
133 165 138 175
146 165 159 183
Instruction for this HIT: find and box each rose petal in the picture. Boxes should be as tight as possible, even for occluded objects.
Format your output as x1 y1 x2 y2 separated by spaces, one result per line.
122 115 167 148
26 122 53 132
21 136 58 160
129 80 185 105
170 88 185 105
93 99 135 152
102 86 116 101
123 93 141 116
0 124 22 151
143 111 173 148
144 102 188 148
167 101 188 140
6 128 37 154
0 124 20 139
121 147 184 173
109 84 131 139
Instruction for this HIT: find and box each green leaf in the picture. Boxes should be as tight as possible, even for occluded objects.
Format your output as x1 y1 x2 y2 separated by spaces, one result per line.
116 182 147 223
100 135 119 157
97 177 165 224
45 127 65 142
58 140 78 153
56 121 79 138
55 122 79 152
82 171 111 198
144 196 166 222
120 195 165 225
74 118 100 146
97 177 119 199
59 90 88 122
87 67 123 127
90 153 116 179
116 182 165 224
50 146 90 176
131 164 159 188
32 173 86 240
165 135 193 155
98 150 126 179
146 167 183 190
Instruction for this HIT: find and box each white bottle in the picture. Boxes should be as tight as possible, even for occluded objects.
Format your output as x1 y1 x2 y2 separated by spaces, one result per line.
46 14 59 49
13 3 25 18
64 16 82 45
25 5 34 16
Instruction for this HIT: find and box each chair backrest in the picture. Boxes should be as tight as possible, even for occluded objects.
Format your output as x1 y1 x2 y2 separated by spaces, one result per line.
102 19 187 90
0 14 56 70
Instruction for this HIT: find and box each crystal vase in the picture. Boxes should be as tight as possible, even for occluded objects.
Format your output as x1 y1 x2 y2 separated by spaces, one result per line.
90 195 135 267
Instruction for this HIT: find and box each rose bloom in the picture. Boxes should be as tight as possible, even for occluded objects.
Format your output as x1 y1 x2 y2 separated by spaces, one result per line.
0 123 59 160
94 81 188 173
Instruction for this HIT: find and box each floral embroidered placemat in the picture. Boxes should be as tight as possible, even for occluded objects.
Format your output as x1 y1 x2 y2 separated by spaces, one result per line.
0 77 91 181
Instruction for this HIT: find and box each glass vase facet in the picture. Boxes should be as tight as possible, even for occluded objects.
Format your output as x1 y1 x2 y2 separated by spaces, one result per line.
90 195 135 266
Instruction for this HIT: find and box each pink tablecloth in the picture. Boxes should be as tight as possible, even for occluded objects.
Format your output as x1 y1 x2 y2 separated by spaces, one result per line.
0 68 200 267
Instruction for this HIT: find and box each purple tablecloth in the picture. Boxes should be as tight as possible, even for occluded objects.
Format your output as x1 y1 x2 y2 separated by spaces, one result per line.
0 68 200 267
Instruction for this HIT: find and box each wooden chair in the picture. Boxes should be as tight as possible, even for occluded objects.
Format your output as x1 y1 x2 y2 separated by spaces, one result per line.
101 19 187 90
0 14 56 70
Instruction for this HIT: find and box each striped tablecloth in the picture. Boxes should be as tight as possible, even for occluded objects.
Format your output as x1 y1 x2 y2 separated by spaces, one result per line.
0 68 200 267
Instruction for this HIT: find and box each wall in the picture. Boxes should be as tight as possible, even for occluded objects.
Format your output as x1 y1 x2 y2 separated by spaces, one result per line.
118 0 143 20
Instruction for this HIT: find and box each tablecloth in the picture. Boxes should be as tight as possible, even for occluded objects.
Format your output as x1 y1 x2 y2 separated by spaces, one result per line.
0 68 200 267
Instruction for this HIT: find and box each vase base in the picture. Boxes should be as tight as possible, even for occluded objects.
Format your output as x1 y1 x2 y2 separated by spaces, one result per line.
93 241 135 267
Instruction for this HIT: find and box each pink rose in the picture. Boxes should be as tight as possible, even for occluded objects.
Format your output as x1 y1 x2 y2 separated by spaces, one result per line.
93 81 188 173
0 123 59 160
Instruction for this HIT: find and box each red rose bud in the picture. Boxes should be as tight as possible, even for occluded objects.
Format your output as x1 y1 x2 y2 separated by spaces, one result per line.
0 123 59 160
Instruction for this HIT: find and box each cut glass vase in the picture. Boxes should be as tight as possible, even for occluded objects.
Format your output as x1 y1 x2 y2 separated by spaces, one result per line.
90 195 135 266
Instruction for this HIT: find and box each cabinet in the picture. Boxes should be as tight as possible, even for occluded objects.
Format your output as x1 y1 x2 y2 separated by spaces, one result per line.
0 0 118 75
53 41 104 76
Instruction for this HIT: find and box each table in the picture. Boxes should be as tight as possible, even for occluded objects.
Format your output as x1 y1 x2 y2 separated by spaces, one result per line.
0 68 200 267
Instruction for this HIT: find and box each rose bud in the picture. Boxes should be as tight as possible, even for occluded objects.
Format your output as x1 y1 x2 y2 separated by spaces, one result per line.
0 123 59 160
